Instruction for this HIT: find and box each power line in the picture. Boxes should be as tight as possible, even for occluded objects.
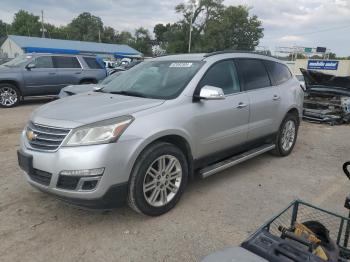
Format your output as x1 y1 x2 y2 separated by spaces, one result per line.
296 24 350 36
264 23 350 40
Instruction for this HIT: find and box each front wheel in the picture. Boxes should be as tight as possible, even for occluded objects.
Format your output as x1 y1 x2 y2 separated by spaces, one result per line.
128 142 188 216
272 113 299 156
0 84 20 108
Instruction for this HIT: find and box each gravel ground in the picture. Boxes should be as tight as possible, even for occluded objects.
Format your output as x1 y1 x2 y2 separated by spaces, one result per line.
1 99 350 262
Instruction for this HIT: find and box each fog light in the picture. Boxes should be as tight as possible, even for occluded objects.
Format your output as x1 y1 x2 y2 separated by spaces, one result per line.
59 168 104 176
82 180 98 190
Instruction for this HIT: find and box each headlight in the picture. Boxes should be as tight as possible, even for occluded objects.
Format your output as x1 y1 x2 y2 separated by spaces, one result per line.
64 116 134 146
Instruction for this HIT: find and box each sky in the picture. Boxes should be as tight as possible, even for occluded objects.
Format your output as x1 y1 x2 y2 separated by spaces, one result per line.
0 0 350 56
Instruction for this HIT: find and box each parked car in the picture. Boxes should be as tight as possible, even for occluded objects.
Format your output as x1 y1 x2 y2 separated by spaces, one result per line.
108 60 142 74
0 53 107 107
58 61 142 98
295 74 305 89
58 71 123 98
103 60 116 69
301 68 350 124
18 52 303 216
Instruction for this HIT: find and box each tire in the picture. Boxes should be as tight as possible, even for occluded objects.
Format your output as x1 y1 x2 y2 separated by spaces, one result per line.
128 142 188 216
0 83 20 108
272 113 299 156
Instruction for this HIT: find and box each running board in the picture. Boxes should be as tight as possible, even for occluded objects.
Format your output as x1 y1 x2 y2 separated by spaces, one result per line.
199 144 276 179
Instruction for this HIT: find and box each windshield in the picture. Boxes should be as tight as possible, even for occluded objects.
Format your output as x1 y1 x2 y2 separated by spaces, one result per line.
1 54 32 67
102 60 204 99
99 72 123 85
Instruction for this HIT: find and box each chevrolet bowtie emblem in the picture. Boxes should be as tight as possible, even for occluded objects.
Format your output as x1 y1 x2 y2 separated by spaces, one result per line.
26 130 38 141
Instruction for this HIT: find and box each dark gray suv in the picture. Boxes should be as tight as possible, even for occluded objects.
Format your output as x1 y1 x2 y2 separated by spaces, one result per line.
0 53 107 107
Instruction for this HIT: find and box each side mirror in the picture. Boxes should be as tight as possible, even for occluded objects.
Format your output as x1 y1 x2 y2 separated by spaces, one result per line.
198 85 225 100
26 63 36 70
93 86 103 91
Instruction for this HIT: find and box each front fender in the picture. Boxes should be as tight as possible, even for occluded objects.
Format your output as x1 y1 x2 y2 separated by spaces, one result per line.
121 128 194 180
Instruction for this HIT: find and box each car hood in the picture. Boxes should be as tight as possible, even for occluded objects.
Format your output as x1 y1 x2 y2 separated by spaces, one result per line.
58 84 100 98
31 92 165 128
0 66 21 73
300 68 350 89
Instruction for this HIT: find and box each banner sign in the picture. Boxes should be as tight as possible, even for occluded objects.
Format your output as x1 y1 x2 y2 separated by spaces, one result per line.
316 47 327 53
307 60 339 70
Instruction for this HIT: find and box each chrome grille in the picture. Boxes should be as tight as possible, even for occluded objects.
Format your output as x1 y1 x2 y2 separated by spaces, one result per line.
26 122 71 151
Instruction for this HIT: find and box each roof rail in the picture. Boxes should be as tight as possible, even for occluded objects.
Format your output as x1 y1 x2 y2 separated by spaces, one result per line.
203 50 273 58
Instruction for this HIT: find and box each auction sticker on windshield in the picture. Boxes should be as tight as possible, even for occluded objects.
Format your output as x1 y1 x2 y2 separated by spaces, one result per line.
169 62 193 68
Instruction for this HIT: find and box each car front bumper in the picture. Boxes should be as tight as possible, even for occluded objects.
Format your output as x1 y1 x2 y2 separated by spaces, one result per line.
18 130 143 209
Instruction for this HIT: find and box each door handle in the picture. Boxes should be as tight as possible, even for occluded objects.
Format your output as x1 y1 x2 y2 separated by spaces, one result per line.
75 71 82 74
48 72 56 75
273 95 281 101
237 102 247 109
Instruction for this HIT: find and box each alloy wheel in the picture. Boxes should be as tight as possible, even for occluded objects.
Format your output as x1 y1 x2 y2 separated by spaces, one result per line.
281 120 296 151
143 155 182 207
0 86 18 107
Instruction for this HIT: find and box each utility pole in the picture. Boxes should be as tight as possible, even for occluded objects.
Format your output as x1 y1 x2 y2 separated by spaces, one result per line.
41 10 45 38
98 29 101 43
188 1 196 53
188 13 193 53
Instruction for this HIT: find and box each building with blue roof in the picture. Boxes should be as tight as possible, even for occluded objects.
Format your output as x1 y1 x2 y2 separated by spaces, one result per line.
0 35 141 59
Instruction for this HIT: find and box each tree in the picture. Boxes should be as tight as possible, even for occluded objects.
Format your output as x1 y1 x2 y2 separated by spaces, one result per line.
48 25 71 40
117 31 135 45
131 27 152 56
328 52 337 59
199 6 263 51
287 53 306 60
11 10 41 37
102 26 118 43
67 12 103 41
175 0 224 34
154 23 169 43
155 1 264 54
0 20 10 36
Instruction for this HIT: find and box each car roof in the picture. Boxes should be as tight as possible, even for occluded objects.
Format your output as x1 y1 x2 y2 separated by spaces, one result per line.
25 53 96 57
152 53 206 61
151 51 284 64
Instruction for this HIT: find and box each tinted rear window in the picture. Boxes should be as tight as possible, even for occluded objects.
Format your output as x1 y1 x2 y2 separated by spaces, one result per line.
83 57 104 69
54 56 81 68
264 60 292 85
236 59 271 91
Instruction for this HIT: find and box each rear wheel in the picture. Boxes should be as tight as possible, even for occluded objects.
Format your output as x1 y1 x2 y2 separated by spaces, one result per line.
0 84 20 108
272 113 299 156
128 142 188 216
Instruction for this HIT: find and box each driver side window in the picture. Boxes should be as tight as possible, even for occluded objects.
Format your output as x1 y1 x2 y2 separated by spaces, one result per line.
199 60 240 95
34 56 54 68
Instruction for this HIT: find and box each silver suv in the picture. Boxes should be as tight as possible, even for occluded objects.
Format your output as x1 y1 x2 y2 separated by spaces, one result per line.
0 53 107 107
18 52 303 216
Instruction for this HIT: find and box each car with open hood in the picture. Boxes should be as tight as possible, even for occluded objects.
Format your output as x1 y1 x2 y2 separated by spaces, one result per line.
301 68 350 124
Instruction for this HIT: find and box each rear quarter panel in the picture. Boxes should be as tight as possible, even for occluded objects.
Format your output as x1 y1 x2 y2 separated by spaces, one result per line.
278 77 304 123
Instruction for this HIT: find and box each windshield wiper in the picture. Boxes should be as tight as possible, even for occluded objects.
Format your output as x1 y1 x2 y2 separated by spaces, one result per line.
108 90 148 98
